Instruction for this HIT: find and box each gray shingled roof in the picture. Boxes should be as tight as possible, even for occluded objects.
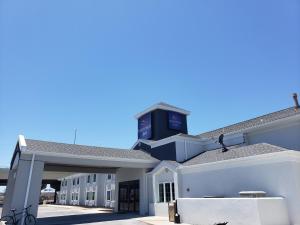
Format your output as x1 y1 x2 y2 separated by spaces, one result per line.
183 143 288 166
197 107 300 139
25 139 158 161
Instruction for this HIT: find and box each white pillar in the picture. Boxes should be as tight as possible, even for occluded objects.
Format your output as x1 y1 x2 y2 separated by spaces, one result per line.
173 172 179 199
152 174 157 203
2 158 44 218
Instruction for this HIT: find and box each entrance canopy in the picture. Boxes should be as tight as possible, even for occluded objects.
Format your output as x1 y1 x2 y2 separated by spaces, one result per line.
12 136 159 174
3 135 159 219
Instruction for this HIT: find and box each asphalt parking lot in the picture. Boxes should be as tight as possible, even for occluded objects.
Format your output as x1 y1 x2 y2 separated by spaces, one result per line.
1 205 177 225
37 205 146 225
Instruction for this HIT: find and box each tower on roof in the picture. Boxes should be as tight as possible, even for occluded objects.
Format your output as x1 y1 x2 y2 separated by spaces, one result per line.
135 102 190 141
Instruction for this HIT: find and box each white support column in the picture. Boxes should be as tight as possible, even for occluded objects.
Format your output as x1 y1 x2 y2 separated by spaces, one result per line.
21 154 35 225
173 172 179 199
152 174 156 203
2 156 44 219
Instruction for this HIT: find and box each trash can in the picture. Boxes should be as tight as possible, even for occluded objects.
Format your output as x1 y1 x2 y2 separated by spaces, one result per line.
168 202 175 222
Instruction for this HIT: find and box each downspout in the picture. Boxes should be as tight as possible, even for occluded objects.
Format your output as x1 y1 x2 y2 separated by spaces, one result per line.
21 154 35 225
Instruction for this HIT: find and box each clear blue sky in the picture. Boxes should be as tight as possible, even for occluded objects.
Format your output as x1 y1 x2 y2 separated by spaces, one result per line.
0 0 299 167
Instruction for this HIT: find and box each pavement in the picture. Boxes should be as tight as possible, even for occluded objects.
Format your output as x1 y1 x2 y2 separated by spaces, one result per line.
1 205 186 225
37 205 181 225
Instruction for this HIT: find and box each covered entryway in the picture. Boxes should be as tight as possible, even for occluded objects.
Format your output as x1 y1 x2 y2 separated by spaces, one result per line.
118 180 139 213
2 135 159 223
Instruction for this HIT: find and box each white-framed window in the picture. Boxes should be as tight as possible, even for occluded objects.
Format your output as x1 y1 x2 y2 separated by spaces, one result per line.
107 174 112 180
77 178 80 185
87 175 91 184
60 194 66 200
93 174 97 183
106 190 111 201
86 191 95 200
158 182 175 203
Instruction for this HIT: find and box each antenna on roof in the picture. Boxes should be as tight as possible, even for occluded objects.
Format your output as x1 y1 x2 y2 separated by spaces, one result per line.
218 134 228 152
73 128 77 144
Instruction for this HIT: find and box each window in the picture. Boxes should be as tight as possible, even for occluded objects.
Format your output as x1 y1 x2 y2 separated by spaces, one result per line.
86 191 96 201
165 183 171 202
77 178 80 185
107 174 112 180
87 175 90 183
106 190 111 201
73 179 75 186
159 184 164 203
93 174 97 183
72 193 79 201
61 194 66 200
158 182 175 203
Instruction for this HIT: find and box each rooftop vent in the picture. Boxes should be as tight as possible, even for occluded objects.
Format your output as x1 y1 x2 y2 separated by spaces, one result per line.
293 93 299 110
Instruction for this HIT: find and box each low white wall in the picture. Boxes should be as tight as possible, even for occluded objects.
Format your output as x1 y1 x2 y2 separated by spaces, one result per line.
178 156 300 225
177 198 290 225
149 203 169 217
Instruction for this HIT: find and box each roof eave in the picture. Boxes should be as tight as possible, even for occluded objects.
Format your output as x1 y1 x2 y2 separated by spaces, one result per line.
135 103 190 119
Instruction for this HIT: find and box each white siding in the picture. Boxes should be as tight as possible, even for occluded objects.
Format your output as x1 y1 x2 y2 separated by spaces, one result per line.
247 121 300 150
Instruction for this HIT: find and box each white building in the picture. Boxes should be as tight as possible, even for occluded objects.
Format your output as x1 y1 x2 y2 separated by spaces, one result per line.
58 173 115 208
3 93 300 225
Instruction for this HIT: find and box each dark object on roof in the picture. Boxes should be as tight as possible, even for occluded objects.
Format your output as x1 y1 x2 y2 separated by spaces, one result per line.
25 139 158 161
293 93 299 110
218 134 228 152
214 223 228 225
183 143 288 166
197 107 300 139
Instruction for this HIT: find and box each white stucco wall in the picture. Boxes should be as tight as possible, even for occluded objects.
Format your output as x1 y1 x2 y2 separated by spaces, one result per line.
178 154 300 225
246 120 300 150
177 198 290 225
149 203 169 217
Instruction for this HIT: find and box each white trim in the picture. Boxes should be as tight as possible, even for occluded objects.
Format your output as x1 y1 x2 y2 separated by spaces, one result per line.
148 161 179 175
135 102 190 119
173 172 179 199
152 174 156 203
18 135 27 151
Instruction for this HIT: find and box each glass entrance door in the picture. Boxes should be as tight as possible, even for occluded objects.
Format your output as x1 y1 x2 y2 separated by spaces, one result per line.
118 180 139 213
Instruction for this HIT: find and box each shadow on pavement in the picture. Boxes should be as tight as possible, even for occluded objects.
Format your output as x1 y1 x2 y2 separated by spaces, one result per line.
37 213 141 225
